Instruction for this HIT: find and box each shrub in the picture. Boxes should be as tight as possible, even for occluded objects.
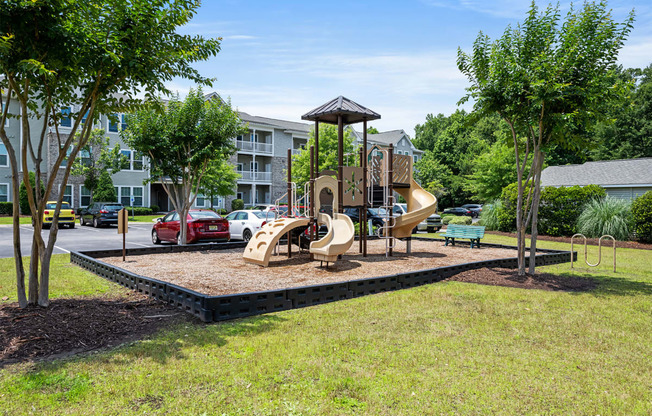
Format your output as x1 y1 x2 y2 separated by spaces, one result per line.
577 197 632 240
0 202 12 215
631 191 652 243
231 199 244 211
448 216 472 225
442 216 453 225
124 207 153 216
93 171 117 202
216 208 228 215
19 172 45 215
500 182 606 236
150 204 160 213
479 199 512 231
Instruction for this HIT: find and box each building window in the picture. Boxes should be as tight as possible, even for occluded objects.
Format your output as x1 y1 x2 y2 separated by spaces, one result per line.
60 146 73 167
60 106 72 128
109 114 128 132
212 196 223 208
120 149 145 171
80 147 92 167
0 183 8 202
1 101 8 127
413 155 419 163
0 143 8 167
81 110 90 125
119 186 143 207
196 194 206 207
250 161 258 172
236 192 243 200
62 185 73 205
250 133 258 142
80 185 91 207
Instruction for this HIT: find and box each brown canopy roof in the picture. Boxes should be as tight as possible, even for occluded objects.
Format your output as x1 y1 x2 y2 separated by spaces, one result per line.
301 96 381 125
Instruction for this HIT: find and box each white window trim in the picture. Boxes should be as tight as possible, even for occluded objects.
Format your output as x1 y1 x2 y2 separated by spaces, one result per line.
116 185 145 207
0 143 8 167
58 184 74 206
79 185 92 207
120 148 145 172
107 113 128 134
0 183 9 202
236 192 243 200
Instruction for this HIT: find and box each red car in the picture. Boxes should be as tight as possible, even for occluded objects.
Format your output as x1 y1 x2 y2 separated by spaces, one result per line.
151 209 230 245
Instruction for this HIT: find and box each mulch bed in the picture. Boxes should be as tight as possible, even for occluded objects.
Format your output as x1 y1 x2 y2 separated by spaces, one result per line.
0 292 186 366
485 230 652 251
448 267 597 292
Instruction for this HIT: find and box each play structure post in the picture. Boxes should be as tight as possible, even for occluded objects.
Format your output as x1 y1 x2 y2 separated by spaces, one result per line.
287 148 292 258
337 115 344 215
314 120 319 174
362 119 368 257
310 145 315 255
388 143 394 257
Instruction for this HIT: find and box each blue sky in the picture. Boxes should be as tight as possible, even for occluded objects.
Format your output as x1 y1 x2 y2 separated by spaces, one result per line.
171 0 652 136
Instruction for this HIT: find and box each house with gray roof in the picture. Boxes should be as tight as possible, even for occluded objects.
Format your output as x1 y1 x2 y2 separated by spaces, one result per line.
540 158 652 200
349 128 424 163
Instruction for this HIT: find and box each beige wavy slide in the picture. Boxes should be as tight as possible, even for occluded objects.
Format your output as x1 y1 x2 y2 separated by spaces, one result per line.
242 217 309 266
310 212 355 263
391 178 438 239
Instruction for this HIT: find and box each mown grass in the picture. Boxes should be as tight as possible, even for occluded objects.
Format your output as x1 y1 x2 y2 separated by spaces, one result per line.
0 214 161 225
0 216 32 225
0 254 122 303
0 235 650 414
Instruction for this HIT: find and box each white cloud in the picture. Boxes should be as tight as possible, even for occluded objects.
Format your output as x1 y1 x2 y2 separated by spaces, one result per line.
225 35 257 40
419 0 531 19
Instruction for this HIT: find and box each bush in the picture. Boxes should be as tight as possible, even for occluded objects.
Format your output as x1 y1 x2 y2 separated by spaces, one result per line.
124 206 153 216
500 182 606 236
150 204 160 213
19 172 45 215
0 202 12 215
216 208 228 215
577 197 632 240
631 191 652 243
231 199 244 211
479 199 512 231
94 171 117 202
442 216 452 225
448 216 472 225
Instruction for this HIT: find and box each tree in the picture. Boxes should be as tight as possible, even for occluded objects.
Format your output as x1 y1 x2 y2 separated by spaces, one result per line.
125 88 245 244
93 171 118 203
0 0 221 307
457 1 634 275
198 159 240 210
367 126 380 135
292 124 357 188
71 129 129 202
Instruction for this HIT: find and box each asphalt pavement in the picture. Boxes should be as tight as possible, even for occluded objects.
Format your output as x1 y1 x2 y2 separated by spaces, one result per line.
0 220 160 258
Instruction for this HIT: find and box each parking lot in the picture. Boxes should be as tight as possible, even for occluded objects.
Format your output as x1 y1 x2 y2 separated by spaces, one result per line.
0 221 160 258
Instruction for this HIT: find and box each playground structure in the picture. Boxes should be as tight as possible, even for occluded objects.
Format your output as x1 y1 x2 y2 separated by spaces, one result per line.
570 233 617 272
243 96 437 267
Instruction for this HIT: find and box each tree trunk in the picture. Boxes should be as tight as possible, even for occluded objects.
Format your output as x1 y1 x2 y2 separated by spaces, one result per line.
38 248 53 307
528 149 544 275
11 175 27 308
28 237 40 304
515 171 527 276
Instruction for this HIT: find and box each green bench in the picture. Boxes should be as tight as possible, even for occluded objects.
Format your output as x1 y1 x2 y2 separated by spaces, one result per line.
441 224 486 248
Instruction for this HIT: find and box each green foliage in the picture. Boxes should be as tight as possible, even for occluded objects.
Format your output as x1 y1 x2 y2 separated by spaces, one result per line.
71 129 129 199
150 205 160 213
466 141 529 202
292 124 357 187
577 197 632 240
366 126 380 134
198 159 240 204
0 202 12 215
479 200 512 231
19 172 44 215
124 207 153 216
499 183 607 236
93 171 117 202
215 208 228 216
231 199 244 211
442 216 453 225
631 191 652 243
448 216 472 225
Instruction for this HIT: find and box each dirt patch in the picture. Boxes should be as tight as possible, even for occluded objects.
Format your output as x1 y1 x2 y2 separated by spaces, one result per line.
0 292 186 366
448 267 597 292
485 231 652 251
102 239 522 296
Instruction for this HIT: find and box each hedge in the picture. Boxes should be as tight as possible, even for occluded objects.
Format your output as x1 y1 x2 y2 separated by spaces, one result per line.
0 202 12 215
231 199 244 211
498 182 606 236
447 216 472 225
124 206 153 216
632 191 652 243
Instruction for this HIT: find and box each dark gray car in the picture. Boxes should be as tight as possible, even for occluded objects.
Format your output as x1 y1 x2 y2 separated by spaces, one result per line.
79 202 125 227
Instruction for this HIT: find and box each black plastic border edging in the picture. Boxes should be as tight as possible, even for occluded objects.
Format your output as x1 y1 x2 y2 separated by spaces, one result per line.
70 240 577 323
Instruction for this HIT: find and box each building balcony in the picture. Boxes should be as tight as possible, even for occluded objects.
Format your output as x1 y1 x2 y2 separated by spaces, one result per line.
237 170 272 182
291 148 303 156
236 140 273 155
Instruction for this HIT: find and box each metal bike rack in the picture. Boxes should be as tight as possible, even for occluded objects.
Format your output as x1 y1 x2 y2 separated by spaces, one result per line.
570 233 616 272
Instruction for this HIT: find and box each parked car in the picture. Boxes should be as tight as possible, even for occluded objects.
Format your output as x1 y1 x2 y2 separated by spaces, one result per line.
342 207 385 228
423 213 443 233
152 209 229 245
42 201 76 229
224 210 269 241
442 207 473 217
461 204 483 218
248 204 275 212
79 202 125 228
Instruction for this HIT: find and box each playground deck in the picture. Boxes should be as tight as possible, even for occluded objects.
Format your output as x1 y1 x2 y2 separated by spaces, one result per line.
102 239 523 296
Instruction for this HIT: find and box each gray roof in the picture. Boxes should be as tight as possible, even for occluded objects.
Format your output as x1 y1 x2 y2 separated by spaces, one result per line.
302 96 381 125
238 112 311 134
540 158 652 187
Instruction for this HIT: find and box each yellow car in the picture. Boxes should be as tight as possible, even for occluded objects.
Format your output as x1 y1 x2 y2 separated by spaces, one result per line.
42 201 76 229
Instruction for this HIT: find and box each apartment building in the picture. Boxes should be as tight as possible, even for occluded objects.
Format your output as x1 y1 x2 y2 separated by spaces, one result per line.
2 93 423 211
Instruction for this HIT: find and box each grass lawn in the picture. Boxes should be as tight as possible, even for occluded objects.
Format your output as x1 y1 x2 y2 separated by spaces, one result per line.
0 235 650 414
0 254 123 303
0 214 162 226
0 216 33 225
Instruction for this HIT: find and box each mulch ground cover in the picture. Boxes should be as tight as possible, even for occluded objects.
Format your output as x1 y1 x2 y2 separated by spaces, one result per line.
448 267 598 292
485 230 652 250
0 292 186 366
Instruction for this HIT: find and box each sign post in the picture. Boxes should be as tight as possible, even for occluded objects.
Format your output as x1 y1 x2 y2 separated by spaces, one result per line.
118 208 128 261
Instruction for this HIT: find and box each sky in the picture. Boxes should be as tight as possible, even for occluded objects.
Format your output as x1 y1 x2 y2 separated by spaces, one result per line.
170 0 652 137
